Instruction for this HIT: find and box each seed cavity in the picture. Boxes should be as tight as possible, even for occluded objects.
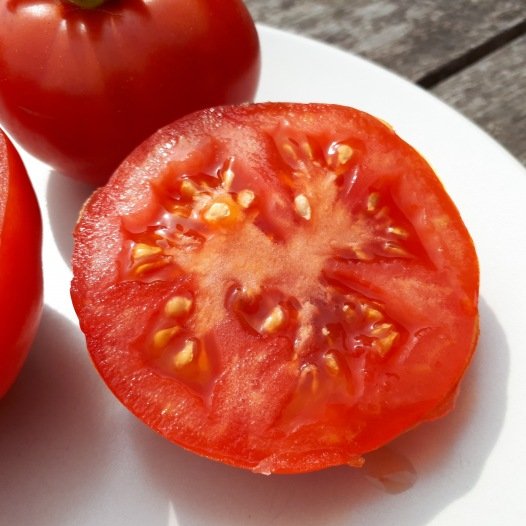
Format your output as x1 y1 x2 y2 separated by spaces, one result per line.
294 194 312 221
237 189 255 208
261 305 286 334
164 295 193 317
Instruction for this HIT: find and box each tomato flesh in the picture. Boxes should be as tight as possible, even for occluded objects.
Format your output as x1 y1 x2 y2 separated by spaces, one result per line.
0 129 43 398
71 103 479 474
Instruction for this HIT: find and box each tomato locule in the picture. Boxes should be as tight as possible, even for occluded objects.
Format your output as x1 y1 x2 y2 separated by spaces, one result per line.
0 128 43 399
0 0 260 186
71 103 479 474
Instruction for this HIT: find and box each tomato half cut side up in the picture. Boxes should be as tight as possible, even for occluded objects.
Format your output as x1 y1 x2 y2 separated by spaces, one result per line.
71 103 479 474
0 129 43 398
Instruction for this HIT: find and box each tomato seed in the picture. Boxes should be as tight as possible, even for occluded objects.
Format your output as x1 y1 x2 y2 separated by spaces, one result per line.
367 192 380 213
173 339 196 368
236 189 255 209
363 305 384 322
323 352 340 375
282 142 297 161
153 326 180 349
220 158 235 190
132 243 162 260
336 144 353 165
260 305 286 334
370 322 395 337
383 242 410 257
164 296 193 317
373 332 399 356
387 225 409 239
203 202 231 222
294 194 312 221
349 245 372 261
134 259 169 276
180 179 199 198
301 141 314 160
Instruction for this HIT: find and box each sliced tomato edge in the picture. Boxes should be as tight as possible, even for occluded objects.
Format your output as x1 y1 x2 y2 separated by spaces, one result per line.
0 129 43 397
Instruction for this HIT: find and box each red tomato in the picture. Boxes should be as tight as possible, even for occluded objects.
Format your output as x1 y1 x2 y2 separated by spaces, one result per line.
0 129 43 398
71 103 479 474
0 0 260 186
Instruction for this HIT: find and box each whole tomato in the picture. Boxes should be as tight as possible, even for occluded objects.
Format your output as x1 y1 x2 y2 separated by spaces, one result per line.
0 0 260 186
0 128 43 399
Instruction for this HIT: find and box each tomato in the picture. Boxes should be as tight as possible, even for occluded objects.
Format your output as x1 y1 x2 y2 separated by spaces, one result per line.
0 0 260 186
71 103 479 474
0 128 43 398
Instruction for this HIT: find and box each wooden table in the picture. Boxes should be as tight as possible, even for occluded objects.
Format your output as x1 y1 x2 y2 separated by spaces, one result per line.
245 0 526 166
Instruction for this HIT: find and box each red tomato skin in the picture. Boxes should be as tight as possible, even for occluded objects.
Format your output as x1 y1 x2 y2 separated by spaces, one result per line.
0 129 43 398
0 0 261 186
71 103 479 474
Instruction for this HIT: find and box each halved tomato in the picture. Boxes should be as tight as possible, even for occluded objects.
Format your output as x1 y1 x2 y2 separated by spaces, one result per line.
71 103 479 474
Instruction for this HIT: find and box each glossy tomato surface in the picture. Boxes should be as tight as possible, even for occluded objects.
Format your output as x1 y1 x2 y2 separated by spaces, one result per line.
0 0 260 186
0 129 43 398
71 103 479 474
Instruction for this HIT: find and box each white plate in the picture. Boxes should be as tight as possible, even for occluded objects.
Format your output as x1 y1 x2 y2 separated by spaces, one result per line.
2 25 526 526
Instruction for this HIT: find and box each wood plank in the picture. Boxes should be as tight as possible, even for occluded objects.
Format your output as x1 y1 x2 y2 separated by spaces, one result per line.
432 35 526 166
244 0 526 82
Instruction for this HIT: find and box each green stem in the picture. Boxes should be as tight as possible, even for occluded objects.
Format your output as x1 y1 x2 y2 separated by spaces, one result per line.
66 0 108 8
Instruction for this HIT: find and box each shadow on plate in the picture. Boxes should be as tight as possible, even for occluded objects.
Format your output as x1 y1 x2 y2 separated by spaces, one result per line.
46 170 95 267
0 306 114 525
129 297 507 526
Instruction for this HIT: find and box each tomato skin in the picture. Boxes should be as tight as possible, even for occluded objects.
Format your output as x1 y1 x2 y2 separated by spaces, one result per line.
71 103 479 474
0 129 43 399
0 0 260 186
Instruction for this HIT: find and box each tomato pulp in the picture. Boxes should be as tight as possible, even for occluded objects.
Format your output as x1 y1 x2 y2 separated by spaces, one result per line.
0 0 260 185
71 103 479 474
0 129 43 398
